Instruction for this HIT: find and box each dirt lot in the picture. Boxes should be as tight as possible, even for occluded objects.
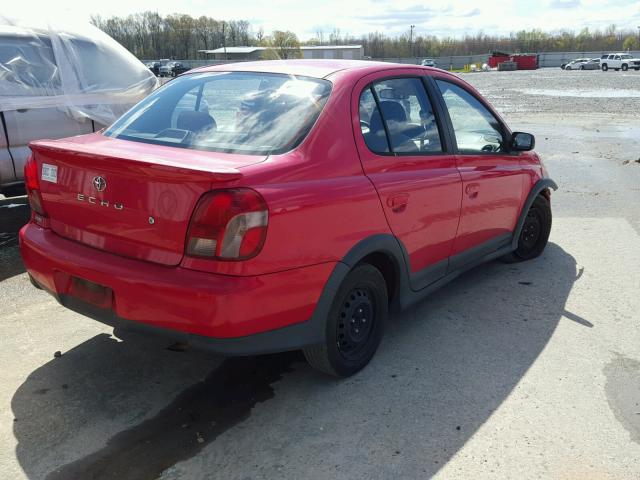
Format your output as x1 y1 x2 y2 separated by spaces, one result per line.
1 68 640 479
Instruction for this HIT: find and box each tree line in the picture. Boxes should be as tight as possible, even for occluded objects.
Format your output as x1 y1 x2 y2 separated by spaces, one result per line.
90 12 640 60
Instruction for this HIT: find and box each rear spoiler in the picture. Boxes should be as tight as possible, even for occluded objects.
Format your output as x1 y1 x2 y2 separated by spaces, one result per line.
29 139 244 183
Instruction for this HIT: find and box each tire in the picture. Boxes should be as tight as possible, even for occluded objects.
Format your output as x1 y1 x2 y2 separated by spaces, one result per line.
579 65 584 70
565 65 571 70
503 194 552 263
634 68 640 71
622 64 628 71
303 264 388 377
601 64 608 71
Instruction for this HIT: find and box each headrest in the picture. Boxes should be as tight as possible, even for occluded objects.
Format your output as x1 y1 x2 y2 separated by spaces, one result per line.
379 101 407 123
177 111 216 133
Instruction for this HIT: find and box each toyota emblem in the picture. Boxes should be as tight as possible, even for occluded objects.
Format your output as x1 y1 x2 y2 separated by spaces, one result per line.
92 176 107 192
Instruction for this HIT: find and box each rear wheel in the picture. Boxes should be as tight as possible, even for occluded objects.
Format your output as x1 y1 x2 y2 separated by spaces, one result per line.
503 194 552 262
303 264 387 377
579 65 585 70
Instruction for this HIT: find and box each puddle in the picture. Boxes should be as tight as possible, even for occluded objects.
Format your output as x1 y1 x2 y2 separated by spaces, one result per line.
46 351 302 480
518 88 640 98
0 203 27 209
604 353 640 444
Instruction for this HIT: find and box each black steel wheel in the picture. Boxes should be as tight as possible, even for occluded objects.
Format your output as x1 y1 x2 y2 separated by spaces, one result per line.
503 194 552 262
304 264 387 377
336 287 376 359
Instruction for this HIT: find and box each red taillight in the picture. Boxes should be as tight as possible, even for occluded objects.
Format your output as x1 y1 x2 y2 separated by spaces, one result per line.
24 155 47 221
186 188 268 260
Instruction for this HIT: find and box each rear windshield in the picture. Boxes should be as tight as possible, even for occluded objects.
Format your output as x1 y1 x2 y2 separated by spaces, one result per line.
104 71 332 155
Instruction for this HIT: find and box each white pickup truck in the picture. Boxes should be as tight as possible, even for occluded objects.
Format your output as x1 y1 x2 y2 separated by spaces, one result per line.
600 53 640 71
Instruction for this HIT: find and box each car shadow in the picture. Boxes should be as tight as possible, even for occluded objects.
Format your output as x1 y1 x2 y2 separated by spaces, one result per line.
11 242 579 479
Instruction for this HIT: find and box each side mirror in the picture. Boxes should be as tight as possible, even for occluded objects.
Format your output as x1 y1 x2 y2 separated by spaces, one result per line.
510 132 535 151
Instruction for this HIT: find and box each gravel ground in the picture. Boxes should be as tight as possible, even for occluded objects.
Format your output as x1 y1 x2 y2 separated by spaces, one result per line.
1 68 639 480
468 68 640 115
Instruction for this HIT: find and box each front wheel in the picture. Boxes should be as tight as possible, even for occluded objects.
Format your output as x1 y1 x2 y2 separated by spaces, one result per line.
601 64 608 71
503 194 552 262
622 64 629 71
303 264 388 377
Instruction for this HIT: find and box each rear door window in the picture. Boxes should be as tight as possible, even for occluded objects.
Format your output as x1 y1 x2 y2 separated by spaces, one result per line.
359 77 442 155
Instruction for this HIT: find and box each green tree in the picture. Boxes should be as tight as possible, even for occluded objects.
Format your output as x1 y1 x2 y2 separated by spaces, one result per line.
622 35 640 51
263 31 302 59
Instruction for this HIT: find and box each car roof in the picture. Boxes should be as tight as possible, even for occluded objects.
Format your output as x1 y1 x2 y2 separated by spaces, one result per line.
188 59 443 80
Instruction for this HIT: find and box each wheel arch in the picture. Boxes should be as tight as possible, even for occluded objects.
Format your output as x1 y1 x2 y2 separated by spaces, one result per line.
512 178 557 250
342 234 409 310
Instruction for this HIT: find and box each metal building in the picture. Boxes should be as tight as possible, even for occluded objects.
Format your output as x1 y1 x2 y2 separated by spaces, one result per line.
199 45 363 61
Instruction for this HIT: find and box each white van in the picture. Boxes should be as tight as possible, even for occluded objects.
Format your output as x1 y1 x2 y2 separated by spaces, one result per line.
0 21 157 194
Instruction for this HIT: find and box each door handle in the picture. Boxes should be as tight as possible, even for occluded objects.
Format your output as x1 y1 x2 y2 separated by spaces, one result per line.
387 193 409 212
465 183 480 199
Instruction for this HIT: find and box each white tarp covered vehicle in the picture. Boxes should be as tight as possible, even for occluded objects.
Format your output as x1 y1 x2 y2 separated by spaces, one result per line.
0 18 158 193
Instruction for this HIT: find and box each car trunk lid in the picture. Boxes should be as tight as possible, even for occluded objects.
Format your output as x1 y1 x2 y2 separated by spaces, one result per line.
30 134 264 266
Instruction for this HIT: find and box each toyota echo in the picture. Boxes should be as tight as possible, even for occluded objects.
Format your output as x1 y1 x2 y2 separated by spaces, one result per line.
19 60 557 377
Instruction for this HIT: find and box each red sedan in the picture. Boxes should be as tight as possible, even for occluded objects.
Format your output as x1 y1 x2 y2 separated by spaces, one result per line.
20 60 556 377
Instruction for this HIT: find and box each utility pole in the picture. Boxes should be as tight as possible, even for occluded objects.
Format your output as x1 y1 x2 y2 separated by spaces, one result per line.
410 24 415 60
222 21 227 60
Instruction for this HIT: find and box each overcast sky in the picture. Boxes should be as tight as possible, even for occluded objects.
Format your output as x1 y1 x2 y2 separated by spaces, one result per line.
10 0 640 40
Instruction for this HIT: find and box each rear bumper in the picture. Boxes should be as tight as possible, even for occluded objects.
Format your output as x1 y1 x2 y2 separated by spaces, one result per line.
20 223 336 355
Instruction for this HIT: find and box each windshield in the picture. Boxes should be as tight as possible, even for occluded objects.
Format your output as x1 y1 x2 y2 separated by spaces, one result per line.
104 71 332 155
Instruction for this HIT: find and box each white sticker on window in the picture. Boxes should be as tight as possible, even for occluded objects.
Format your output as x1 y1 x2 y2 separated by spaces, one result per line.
41 163 57 183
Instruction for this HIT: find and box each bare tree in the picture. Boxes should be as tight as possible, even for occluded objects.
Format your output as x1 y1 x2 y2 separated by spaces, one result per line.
90 13 640 61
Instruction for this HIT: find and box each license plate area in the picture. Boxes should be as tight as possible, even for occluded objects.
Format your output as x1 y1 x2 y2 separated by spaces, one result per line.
68 276 113 309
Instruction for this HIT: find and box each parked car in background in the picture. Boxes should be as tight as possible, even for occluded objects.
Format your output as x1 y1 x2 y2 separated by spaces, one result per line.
21 60 556 377
420 58 436 67
578 58 601 70
562 58 590 70
159 61 190 77
564 58 600 70
600 53 640 71
146 61 161 76
0 20 157 195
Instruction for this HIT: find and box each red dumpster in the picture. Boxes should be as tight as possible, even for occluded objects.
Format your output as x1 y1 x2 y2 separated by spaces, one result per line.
488 52 510 68
511 54 538 70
